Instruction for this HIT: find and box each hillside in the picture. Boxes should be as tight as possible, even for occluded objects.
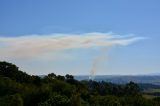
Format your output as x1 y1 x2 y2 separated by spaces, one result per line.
0 61 160 106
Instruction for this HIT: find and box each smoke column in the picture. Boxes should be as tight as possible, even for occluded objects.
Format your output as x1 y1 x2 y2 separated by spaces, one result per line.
89 47 109 80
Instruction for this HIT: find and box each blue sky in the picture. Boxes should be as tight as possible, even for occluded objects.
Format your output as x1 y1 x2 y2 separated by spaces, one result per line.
0 0 160 75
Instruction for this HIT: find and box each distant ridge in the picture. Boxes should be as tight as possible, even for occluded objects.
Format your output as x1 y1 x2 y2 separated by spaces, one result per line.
74 75 160 85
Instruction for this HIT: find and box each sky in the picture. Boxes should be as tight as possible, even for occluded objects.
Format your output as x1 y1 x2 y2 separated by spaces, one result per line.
0 0 160 75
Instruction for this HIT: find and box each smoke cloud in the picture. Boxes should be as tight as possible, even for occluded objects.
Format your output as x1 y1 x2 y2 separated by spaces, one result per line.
0 32 145 76
0 32 145 59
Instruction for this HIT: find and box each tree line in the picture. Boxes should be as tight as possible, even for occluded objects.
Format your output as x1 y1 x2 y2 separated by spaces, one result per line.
0 61 160 106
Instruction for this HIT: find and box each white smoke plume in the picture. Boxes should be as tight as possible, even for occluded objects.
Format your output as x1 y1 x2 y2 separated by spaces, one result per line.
89 48 109 80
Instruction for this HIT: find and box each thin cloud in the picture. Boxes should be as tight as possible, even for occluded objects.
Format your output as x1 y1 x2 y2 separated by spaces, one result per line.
0 32 145 59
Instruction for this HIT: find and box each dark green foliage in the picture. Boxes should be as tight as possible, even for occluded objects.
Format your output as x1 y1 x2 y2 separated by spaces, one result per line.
121 95 153 106
0 61 41 84
0 94 23 106
0 77 23 96
124 81 140 95
38 93 70 106
0 61 159 106
152 97 160 106
89 95 121 106
0 61 28 83
56 75 65 81
31 75 42 86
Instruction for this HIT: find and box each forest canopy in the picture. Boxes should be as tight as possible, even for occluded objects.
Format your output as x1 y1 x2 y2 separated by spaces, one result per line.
0 61 160 106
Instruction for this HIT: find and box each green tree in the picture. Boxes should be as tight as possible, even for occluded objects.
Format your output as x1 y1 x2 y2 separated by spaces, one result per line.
0 94 23 106
56 75 65 81
38 93 69 106
124 81 140 96
69 94 82 106
48 73 56 79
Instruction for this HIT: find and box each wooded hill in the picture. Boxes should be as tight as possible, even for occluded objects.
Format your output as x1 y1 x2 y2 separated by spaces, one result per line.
0 61 160 106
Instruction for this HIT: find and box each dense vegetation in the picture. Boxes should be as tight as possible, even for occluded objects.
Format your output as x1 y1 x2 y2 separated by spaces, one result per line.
0 61 160 106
